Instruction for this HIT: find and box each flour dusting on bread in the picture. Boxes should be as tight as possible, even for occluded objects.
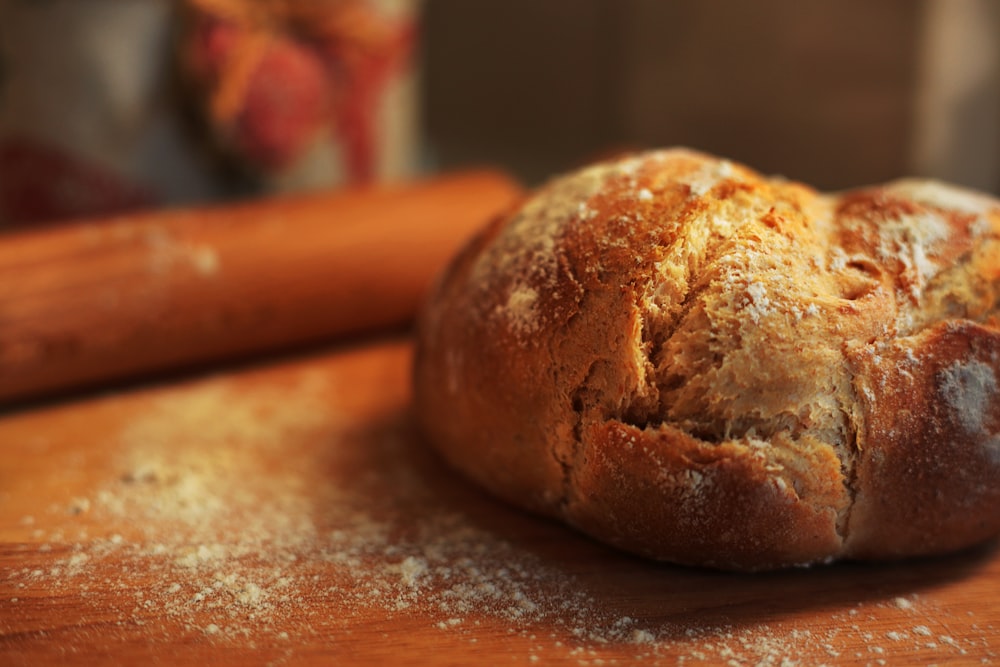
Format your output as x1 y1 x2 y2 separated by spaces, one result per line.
940 359 998 435
475 159 642 286
471 159 642 338
502 283 541 335
415 148 1000 570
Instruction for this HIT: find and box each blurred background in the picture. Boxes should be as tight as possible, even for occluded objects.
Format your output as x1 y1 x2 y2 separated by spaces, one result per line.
423 0 1000 192
1 0 999 227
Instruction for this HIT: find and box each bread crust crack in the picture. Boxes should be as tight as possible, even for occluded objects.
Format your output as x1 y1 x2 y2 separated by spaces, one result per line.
414 149 1000 570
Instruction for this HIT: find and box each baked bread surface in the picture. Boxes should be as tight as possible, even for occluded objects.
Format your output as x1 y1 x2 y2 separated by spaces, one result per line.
413 149 1000 570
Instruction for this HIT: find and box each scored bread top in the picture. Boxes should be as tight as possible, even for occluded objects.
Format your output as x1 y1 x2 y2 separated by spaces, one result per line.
414 149 1000 570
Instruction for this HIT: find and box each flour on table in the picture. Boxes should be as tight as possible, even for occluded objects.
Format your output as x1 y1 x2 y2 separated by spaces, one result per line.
6 356 995 665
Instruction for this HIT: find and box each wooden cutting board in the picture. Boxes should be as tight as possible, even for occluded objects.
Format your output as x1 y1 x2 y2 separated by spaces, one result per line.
2 338 998 666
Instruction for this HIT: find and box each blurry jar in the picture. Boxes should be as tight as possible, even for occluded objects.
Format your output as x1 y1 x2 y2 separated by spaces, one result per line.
0 0 420 227
176 0 420 193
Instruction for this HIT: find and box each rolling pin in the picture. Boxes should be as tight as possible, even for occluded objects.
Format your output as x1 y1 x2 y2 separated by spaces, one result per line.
0 171 523 404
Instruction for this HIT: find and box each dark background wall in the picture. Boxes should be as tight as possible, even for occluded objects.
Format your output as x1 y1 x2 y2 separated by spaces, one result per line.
421 0 996 192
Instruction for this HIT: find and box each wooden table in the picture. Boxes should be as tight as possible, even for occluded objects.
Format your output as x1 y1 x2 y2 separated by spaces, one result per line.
2 338 998 666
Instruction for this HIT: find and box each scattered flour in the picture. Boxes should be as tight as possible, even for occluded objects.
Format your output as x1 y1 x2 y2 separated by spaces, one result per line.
939 359 998 434
685 159 734 196
745 281 773 323
887 179 997 219
501 283 540 335
6 370 992 665
471 156 643 293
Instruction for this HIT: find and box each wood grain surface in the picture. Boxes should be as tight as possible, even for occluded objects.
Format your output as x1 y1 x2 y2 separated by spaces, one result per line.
1 338 998 666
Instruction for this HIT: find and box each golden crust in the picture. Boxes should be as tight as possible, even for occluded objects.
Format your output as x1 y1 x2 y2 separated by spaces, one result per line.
413 148 1000 570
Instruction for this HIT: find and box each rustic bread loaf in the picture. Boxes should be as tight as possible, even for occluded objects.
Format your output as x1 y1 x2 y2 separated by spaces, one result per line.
413 149 1000 570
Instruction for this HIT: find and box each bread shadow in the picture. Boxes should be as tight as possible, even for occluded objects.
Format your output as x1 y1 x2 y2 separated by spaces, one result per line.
320 405 999 642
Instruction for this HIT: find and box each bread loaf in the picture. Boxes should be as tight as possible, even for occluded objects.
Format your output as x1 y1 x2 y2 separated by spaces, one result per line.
413 149 1000 570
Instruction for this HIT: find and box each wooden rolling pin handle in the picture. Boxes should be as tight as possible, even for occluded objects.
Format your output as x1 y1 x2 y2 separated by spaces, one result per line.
0 171 523 404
